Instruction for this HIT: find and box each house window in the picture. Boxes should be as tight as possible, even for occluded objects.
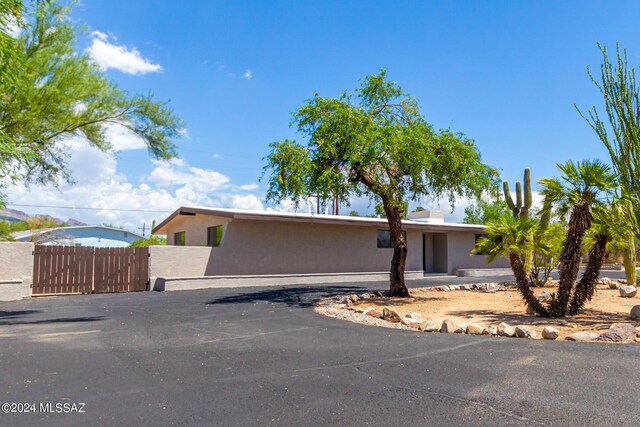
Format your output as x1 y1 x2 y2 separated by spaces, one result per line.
207 225 223 247
174 231 186 246
377 230 406 248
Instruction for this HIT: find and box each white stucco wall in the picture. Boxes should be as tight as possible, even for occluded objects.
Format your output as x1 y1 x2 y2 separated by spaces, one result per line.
446 231 510 273
149 246 214 278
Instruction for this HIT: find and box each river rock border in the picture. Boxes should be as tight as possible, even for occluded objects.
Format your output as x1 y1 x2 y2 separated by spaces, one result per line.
314 284 640 344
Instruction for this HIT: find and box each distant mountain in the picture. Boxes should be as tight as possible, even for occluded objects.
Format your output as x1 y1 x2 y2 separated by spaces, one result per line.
0 208 87 226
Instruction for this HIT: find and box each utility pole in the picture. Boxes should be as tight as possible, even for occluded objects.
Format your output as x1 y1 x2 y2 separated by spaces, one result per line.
138 222 146 237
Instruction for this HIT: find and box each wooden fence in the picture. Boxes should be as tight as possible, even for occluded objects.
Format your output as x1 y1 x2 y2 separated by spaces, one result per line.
32 246 148 295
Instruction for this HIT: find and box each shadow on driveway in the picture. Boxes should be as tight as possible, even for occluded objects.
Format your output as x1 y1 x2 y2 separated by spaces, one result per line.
206 285 365 308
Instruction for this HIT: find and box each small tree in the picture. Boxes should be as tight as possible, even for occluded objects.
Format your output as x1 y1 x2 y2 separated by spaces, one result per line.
476 160 616 317
263 71 497 296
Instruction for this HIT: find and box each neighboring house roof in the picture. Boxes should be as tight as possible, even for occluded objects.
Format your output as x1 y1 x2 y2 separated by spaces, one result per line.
12 225 143 243
153 206 486 235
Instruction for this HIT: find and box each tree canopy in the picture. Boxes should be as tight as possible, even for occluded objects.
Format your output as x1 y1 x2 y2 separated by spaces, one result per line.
0 0 182 202
263 70 498 296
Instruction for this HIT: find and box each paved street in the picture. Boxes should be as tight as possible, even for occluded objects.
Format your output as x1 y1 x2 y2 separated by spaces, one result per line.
0 275 638 426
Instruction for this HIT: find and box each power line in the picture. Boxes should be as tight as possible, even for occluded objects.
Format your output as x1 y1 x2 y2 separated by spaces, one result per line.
7 204 172 213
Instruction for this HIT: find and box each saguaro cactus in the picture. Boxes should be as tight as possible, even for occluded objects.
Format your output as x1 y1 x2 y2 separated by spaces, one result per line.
503 168 535 275
503 168 533 219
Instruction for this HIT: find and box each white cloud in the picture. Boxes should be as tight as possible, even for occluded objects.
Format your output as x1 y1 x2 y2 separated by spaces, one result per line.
104 122 147 151
87 31 162 75
230 194 264 210
242 69 252 80
3 137 264 230
4 16 21 38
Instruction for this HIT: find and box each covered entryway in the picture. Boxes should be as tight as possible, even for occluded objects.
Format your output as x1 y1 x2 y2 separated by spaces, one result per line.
423 233 448 274
32 246 149 295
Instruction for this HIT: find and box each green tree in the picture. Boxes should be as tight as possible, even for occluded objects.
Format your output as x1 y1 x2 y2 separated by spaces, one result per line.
577 43 640 286
129 235 166 247
263 71 497 296
475 160 616 317
0 0 182 201
463 199 508 225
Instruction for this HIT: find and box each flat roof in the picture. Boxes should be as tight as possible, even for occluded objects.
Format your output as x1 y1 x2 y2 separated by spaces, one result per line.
153 206 486 234
12 225 143 240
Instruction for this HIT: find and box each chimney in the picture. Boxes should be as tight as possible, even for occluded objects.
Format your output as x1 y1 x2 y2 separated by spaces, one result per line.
407 209 445 224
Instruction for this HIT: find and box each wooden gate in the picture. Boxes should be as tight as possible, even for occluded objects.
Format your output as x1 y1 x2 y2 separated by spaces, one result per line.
94 247 149 293
32 246 149 295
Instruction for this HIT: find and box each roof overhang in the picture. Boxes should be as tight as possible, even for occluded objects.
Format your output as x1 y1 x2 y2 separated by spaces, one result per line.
152 206 487 234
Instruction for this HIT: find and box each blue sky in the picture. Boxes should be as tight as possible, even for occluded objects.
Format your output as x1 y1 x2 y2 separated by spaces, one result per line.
8 0 640 229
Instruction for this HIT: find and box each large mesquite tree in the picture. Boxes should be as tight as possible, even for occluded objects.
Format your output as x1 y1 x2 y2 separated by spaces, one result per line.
263 71 497 297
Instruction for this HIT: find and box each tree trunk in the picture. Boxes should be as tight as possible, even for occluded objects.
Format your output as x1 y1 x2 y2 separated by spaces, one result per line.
551 204 591 317
623 233 636 286
568 232 608 315
510 252 549 316
383 201 410 297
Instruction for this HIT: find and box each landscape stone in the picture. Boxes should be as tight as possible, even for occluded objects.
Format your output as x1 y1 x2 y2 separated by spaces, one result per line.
440 319 456 333
483 325 498 336
449 285 459 291
630 305 640 321
460 284 472 291
619 285 637 298
404 311 423 323
480 283 497 293
538 291 552 303
349 294 360 303
566 331 600 342
466 324 485 335
497 322 516 337
601 277 613 287
515 325 537 339
358 293 371 300
382 307 401 323
542 327 559 340
598 323 637 342
454 324 467 334
365 309 383 319
401 318 421 328
422 320 441 332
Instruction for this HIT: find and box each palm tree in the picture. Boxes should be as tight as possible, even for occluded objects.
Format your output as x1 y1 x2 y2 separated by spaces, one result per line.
540 160 617 317
474 214 551 315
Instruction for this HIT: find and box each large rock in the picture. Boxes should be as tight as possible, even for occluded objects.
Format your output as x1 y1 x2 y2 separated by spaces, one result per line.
479 283 497 293
422 320 441 332
382 307 402 323
515 325 537 339
542 327 559 340
466 324 485 335
365 309 383 319
538 291 552 303
483 325 498 336
619 285 637 298
440 319 457 333
454 324 467 334
459 284 472 291
566 331 600 342
401 318 421 329
598 323 637 342
601 277 614 288
404 311 423 323
497 322 516 337
348 294 360 303
630 305 640 321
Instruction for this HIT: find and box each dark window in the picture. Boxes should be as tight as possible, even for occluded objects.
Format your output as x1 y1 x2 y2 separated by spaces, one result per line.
207 225 223 247
174 231 185 246
377 230 407 248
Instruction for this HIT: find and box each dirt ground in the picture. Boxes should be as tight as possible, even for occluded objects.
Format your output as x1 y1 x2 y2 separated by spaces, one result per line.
350 284 640 340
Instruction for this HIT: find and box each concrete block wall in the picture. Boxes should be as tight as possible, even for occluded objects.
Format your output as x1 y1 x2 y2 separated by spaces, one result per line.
0 242 34 300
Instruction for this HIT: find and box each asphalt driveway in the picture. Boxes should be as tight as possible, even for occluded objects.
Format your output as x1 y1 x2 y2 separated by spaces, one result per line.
0 276 638 426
